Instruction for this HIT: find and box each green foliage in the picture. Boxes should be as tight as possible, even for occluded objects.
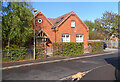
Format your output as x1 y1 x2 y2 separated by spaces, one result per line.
88 42 103 53
95 11 118 38
84 20 98 39
113 46 120 49
3 45 27 61
36 54 45 59
53 42 84 56
84 20 107 40
84 11 118 40
35 46 45 59
2 2 34 47
84 20 97 30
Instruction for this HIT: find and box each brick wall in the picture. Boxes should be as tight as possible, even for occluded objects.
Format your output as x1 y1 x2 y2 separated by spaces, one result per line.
32 11 89 51
56 14 89 50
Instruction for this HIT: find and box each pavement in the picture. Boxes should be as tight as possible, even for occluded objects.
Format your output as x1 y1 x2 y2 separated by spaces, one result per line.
2 48 117 69
1 51 108 69
2 48 119 80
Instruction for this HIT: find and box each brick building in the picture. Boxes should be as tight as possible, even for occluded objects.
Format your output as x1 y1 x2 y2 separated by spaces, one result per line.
32 11 89 55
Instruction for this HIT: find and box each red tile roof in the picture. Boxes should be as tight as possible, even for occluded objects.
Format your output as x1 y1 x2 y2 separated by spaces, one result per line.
48 11 74 27
35 11 89 31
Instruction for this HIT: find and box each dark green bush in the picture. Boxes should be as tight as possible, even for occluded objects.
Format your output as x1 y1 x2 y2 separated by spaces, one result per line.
53 42 84 56
3 45 27 61
88 42 103 53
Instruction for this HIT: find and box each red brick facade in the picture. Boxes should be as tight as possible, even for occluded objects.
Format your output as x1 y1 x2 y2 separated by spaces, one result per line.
32 11 89 51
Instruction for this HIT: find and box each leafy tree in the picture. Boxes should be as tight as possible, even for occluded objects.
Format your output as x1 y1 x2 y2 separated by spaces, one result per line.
85 11 118 40
84 20 97 37
84 20 97 30
95 11 118 38
84 20 106 40
2 2 34 48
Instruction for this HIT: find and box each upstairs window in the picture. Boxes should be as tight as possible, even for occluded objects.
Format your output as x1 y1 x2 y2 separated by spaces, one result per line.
76 34 83 42
71 20 75 28
38 19 42 23
62 34 70 42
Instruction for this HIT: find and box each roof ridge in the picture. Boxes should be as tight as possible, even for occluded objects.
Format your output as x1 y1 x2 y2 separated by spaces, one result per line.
48 11 75 29
55 11 73 19
48 18 55 19
48 11 74 20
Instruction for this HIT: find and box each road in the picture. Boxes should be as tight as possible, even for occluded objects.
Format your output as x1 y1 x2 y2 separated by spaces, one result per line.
81 51 120 80
2 49 119 80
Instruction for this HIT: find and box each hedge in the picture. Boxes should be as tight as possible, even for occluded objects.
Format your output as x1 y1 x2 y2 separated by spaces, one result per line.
3 45 27 61
88 42 103 53
53 42 84 56
36 43 46 59
3 43 46 61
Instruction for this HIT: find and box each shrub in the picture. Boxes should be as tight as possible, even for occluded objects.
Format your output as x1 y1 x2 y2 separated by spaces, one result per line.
3 45 27 61
35 42 45 59
36 48 45 59
53 42 84 56
36 54 45 59
88 42 103 53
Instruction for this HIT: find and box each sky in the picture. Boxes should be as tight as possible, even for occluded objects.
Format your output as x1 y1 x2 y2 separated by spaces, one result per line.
31 2 118 22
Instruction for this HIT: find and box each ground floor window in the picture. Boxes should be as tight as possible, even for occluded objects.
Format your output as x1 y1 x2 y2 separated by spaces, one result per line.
36 38 46 44
62 34 70 42
76 34 83 42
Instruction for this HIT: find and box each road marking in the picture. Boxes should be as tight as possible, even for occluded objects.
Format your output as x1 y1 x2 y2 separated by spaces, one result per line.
60 64 111 80
81 64 111 76
60 75 73 80
2 52 116 70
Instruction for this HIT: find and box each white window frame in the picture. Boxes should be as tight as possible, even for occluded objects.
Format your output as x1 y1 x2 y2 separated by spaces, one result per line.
71 20 75 28
62 34 70 42
76 34 83 42
38 19 42 23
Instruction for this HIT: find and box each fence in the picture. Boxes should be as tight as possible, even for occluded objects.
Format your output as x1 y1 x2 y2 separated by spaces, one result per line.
104 40 119 48
89 40 119 48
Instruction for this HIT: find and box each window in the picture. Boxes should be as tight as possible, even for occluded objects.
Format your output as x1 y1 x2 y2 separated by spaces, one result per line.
62 34 70 42
56 17 64 24
76 34 83 42
71 20 75 28
38 19 42 23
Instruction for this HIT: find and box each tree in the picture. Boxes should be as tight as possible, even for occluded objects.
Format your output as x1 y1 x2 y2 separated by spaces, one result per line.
95 11 118 38
84 20 106 40
2 2 34 48
84 20 97 37
85 11 118 40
